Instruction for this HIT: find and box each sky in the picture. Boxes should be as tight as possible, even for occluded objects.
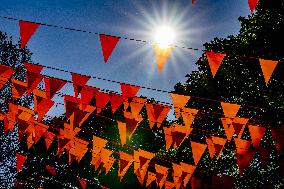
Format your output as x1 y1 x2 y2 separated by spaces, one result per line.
0 0 251 117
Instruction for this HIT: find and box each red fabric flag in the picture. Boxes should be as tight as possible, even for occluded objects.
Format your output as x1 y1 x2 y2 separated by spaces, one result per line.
64 95 79 119
95 91 110 113
170 93 190 118
118 152 134 180
99 34 120 63
80 85 98 109
146 103 171 129
46 165 57 176
71 73 91 97
192 0 196 4
78 177 87 189
248 125 266 148
0 64 13 89
44 77 66 99
44 131 55 150
271 127 284 151
37 98 55 121
155 164 168 188
190 141 207 165
16 153 27 172
120 83 140 100
19 20 40 48
205 52 226 77
236 151 255 175
248 0 259 13
34 123 49 143
24 62 43 94
11 80 27 99
110 93 124 113
259 59 278 85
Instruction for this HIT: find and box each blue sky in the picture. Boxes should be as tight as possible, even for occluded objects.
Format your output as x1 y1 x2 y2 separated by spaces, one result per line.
0 0 250 117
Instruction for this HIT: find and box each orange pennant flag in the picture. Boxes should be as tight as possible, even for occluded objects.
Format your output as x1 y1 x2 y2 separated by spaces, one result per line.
206 137 226 159
92 136 108 158
170 93 191 118
34 123 49 143
259 59 278 85
134 149 155 184
102 157 115 174
165 181 175 189
117 121 127 146
190 141 207 165
44 77 66 99
146 172 156 187
11 79 27 99
155 164 168 188
19 20 40 48
234 138 251 155
118 152 134 180
163 127 173 150
71 73 91 97
205 52 226 77
248 125 266 148
16 153 27 172
248 0 259 13
181 108 198 129
129 97 147 117
44 131 55 150
153 44 173 72
146 103 171 129
95 91 110 113
99 34 120 63
221 102 240 118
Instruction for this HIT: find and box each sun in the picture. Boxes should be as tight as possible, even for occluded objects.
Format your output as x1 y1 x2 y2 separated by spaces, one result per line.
154 25 176 49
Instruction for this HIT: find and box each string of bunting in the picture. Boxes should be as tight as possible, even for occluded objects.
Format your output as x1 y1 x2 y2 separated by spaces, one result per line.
1 62 283 189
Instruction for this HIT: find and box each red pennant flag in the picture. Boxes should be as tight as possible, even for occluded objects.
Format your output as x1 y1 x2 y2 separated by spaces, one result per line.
11 80 27 99
71 73 91 97
99 34 120 63
95 91 110 113
44 77 66 99
120 83 140 99
190 141 207 165
46 165 57 176
118 152 134 180
192 0 196 4
207 137 226 159
64 95 79 119
259 59 278 85
44 131 55 150
248 125 266 148
36 98 55 121
146 103 171 129
19 20 40 48
110 93 124 113
248 0 259 13
236 151 255 175
78 177 87 189
24 62 43 95
134 149 155 184
170 93 190 118
0 64 14 89
155 164 168 188
80 86 99 109
16 153 27 172
205 52 226 77
34 123 49 143
271 127 284 151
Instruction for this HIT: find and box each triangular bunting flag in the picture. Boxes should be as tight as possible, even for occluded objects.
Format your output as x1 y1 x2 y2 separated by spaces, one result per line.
16 153 27 172
248 0 259 13
271 127 284 151
95 91 110 113
170 93 190 118
44 77 66 99
99 34 120 63
80 86 98 109
19 20 40 48
0 64 14 89
146 172 156 187
120 83 140 99
205 51 226 77
153 44 173 72
146 103 171 128
118 152 134 180
34 123 49 143
71 73 91 97
221 102 240 118
110 94 124 113
78 177 87 189
236 151 255 175
24 62 43 95
117 121 127 146
190 141 207 165
11 80 27 99
46 165 57 176
259 59 278 85
155 164 168 188
44 131 55 150
248 125 266 148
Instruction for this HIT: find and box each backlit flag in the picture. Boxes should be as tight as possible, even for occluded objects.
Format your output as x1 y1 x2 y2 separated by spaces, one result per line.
248 0 259 13
99 34 120 63
259 59 278 85
153 44 173 73
205 51 226 78
19 20 40 48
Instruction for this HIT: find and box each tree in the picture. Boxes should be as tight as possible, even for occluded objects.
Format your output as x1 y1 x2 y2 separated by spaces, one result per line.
0 31 33 188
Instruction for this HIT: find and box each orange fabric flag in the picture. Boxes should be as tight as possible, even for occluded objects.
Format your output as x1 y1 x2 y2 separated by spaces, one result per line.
92 136 108 157
163 127 173 150
11 79 27 99
117 121 127 145
102 157 115 174
248 0 259 13
71 73 91 97
155 164 168 188
190 141 207 165
44 77 66 99
16 153 27 172
248 125 266 148
165 181 175 189
134 149 155 184
234 138 251 155
118 152 134 180
34 122 49 143
72 138 89 162
19 20 40 48
146 103 171 128
146 172 156 187
259 59 278 85
110 93 124 113
205 52 226 77
180 108 198 129
153 44 173 72
99 34 120 63
221 102 240 118
95 91 110 113
170 93 191 118
129 97 147 117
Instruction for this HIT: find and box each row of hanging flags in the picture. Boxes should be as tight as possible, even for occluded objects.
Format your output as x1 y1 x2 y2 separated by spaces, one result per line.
17 0 261 73
0 61 283 188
